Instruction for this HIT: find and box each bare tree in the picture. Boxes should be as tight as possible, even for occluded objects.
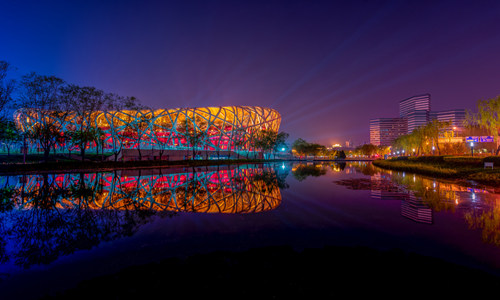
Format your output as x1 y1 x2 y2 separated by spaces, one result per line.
0 61 15 121
17 72 66 161
61 85 106 161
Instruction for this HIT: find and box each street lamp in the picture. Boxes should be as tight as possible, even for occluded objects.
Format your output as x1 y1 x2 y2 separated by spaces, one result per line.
470 142 474 157
412 148 415 156
432 145 435 155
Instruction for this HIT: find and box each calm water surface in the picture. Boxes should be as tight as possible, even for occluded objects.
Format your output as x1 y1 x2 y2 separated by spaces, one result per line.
1 161 500 298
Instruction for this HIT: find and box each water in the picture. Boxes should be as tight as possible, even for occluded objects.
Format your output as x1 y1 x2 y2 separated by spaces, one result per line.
0 161 499 298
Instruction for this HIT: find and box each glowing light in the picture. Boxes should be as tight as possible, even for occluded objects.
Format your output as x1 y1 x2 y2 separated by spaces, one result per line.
14 106 281 153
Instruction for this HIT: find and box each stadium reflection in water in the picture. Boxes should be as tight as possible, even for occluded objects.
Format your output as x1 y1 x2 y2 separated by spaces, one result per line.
0 163 288 268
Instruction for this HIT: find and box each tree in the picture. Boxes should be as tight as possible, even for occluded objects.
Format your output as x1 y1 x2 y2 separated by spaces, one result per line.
253 129 277 159
102 93 144 161
231 127 247 159
177 112 208 160
61 85 106 161
305 143 325 159
153 115 174 160
423 119 450 155
120 112 152 160
0 120 20 157
0 61 15 121
273 132 289 158
356 144 378 156
17 73 66 161
291 138 326 159
292 138 308 158
104 93 143 111
467 96 500 154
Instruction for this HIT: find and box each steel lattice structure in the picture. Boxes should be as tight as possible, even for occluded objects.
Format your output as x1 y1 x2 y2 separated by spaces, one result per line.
14 106 281 152
8 166 282 213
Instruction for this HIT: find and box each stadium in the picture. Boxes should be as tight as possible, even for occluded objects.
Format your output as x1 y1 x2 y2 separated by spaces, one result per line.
14 106 281 160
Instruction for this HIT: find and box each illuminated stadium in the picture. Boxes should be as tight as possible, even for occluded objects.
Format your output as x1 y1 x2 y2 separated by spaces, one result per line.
14 106 281 159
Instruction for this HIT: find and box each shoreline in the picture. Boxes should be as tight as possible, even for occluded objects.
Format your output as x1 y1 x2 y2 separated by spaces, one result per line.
0 158 279 175
372 157 500 188
0 157 371 175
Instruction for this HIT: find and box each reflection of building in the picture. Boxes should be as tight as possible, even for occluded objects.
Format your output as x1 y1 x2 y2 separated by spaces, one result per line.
13 165 282 214
401 194 433 224
14 106 281 158
369 173 433 224
369 118 407 146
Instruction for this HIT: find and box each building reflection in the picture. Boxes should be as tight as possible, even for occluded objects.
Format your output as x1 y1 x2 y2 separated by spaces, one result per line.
370 172 433 224
0 164 287 268
334 162 500 244
9 164 283 213
370 165 500 245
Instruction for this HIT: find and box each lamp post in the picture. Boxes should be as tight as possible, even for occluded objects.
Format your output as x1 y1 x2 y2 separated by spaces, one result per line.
470 142 474 157
432 145 435 155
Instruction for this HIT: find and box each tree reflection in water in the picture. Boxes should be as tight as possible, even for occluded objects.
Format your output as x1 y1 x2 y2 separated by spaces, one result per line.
333 161 500 247
0 163 288 268
291 163 328 181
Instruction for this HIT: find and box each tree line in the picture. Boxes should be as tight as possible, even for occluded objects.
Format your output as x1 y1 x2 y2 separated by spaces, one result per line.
392 94 500 156
0 60 290 162
291 138 347 159
465 95 500 155
0 60 143 162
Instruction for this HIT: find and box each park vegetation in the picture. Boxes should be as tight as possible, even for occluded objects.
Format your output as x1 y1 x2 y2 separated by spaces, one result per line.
465 94 500 155
0 60 290 165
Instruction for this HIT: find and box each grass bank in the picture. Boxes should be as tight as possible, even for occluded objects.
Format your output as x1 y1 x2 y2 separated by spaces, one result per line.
372 155 500 185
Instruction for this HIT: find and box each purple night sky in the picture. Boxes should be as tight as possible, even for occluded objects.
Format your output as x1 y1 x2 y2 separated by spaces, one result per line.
1 0 499 146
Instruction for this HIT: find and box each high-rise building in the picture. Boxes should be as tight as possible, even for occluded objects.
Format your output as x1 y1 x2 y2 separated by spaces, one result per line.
399 94 431 134
370 93 466 147
369 118 407 146
399 94 431 118
430 109 466 134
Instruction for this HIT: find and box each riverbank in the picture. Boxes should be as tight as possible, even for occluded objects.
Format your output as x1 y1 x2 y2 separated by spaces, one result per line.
0 154 370 175
0 157 287 175
372 156 500 186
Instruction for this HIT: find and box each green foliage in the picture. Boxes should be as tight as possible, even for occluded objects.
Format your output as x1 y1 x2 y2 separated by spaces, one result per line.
355 144 378 156
252 130 289 158
291 138 325 157
466 95 500 154
392 120 452 156
0 187 14 212
0 120 20 154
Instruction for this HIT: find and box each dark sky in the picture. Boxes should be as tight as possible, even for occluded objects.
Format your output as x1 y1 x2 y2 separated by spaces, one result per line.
1 0 500 146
